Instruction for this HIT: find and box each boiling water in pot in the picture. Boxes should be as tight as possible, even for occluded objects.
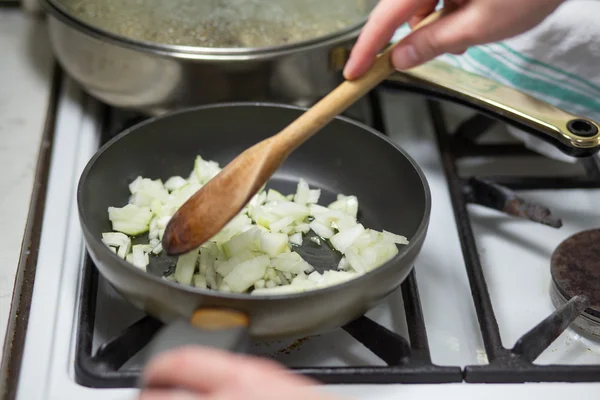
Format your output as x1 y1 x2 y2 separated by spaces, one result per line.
56 0 377 49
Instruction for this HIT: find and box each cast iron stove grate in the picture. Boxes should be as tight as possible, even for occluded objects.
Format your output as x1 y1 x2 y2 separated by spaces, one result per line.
74 86 600 388
382 78 600 383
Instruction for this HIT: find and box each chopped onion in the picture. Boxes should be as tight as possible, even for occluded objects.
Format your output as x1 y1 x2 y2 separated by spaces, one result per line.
174 248 199 285
309 221 334 239
223 255 270 293
102 154 410 295
108 204 153 236
259 232 289 257
289 232 303 246
330 223 365 253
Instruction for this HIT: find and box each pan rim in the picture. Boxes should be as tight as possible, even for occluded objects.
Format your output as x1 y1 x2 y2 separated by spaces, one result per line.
77 101 432 301
42 0 370 61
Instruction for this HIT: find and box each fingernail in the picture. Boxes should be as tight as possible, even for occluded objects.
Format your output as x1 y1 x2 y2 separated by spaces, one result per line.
343 57 356 80
392 44 419 70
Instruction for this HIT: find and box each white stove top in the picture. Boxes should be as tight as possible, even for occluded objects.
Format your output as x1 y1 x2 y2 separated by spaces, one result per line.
13 77 600 399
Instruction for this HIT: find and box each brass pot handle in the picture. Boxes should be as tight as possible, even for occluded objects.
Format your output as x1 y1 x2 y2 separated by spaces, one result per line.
386 60 600 158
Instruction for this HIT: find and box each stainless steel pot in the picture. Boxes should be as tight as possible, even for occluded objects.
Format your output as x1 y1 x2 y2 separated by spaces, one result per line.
41 0 371 115
39 0 600 158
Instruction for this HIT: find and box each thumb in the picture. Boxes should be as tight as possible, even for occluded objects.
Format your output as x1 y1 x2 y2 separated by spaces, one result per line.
391 6 477 70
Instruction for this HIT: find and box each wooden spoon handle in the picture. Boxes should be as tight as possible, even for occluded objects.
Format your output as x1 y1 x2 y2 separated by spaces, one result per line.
270 9 446 153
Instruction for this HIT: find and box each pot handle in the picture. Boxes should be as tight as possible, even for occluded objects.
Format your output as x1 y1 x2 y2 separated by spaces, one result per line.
141 308 250 368
385 60 600 158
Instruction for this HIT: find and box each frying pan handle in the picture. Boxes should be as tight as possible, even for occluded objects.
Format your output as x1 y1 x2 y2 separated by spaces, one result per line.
141 308 250 386
384 60 600 158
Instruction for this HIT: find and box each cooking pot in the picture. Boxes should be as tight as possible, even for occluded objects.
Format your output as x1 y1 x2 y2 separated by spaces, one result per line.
39 0 600 157
40 0 376 115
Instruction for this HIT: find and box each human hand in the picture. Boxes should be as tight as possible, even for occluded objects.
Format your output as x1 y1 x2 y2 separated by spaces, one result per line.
343 0 565 79
138 346 344 400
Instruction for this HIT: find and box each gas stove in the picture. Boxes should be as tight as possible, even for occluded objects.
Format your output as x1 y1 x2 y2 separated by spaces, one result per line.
4 71 600 400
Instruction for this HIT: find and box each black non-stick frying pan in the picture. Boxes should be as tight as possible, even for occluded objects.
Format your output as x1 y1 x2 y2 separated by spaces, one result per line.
77 103 431 360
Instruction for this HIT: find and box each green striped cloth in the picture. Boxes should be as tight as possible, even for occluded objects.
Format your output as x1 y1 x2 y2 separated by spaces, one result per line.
391 1 600 161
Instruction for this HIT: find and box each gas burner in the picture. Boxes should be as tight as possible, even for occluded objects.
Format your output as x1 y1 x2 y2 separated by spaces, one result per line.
551 229 600 338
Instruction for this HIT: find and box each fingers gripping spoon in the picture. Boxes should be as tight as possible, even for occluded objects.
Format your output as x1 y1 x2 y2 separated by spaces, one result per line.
162 10 444 256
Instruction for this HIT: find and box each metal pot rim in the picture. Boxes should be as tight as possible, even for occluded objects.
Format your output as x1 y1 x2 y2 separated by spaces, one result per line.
42 0 368 60
77 102 432 302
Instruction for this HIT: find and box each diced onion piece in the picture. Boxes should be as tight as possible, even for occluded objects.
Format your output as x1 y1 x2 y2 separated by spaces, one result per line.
193 274 207 289
277 271 289 285
254 279 266 289
264 201 310 221
280 225 294 235
199 242 217 275
345 247 367 274
265 280 277 288
269 216 295 233
129 178 169 207
194 155 221 184
151 243 163 255
108 204 153 236
338 256 349 270
117 242 131 259
211 214 253 243
102 232 130 248
308 271 323 283
174 249 199 285
259 232 289 257
170 182 203 208
331 215 359 231
330 223 365 253
131 246 149 270
328 195 359 219
289 232 303 246
307 189 321 204
248 191 267 209
294 223 310 234
271 252 312 274
223 228 260 257
220 283 232 292
108 246 117 254
266 189 287 202
216 250 255 277
294 178 310 205
249 206 279 229
382 230 410 245
292 273 307 283
313 209 348 227
223 255 270 293
164 176 187 191
309 221 334 239
205 263 218 289
309 204 330 216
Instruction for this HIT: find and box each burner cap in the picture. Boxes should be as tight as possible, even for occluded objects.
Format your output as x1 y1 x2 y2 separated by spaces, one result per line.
551 229 600 336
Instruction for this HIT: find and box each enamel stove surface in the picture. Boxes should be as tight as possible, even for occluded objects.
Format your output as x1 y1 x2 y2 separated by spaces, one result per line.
13 77 600 400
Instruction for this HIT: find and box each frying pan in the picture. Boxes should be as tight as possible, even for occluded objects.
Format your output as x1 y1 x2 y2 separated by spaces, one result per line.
77 103 431 360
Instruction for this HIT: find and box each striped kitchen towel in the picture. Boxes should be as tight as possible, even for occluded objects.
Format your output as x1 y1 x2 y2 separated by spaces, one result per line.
392 0 600 162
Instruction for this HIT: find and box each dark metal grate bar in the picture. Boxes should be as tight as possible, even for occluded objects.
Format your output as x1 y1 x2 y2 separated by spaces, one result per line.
73 90 600 388
429 100 508 362
512 295 589 363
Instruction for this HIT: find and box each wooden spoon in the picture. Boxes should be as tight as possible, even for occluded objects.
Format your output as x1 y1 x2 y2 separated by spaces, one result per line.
163 10 445 256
